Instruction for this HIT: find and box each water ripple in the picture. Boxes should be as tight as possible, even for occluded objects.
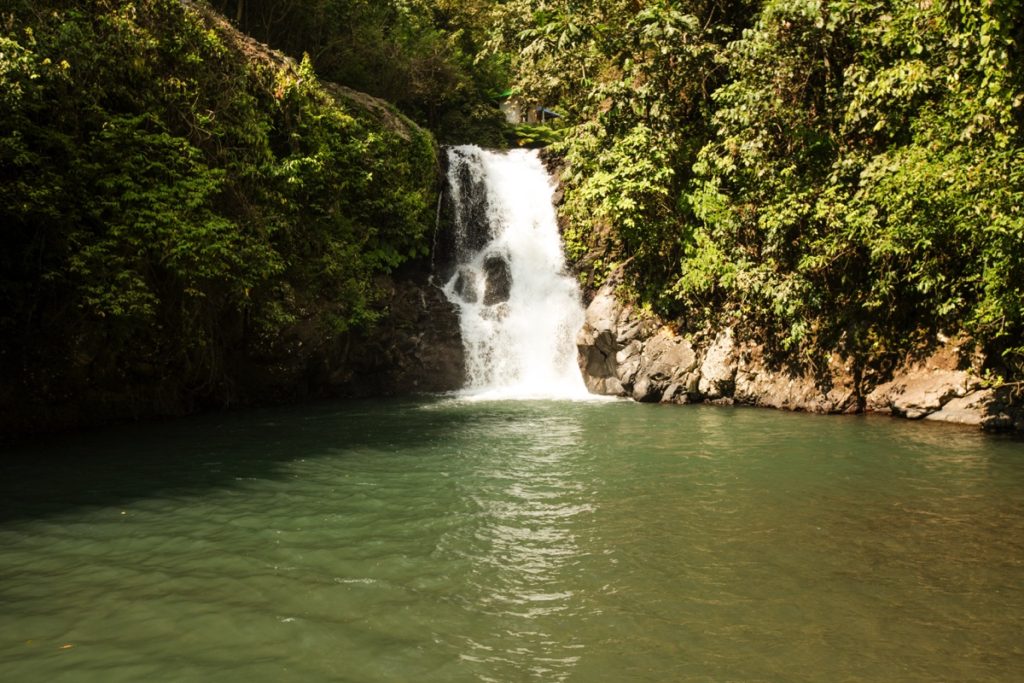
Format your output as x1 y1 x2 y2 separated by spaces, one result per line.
0 400 1022 681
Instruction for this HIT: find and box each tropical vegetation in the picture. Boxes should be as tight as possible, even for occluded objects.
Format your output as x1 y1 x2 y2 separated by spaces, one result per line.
1 0 437 428
2 0 1022 431
493 0 1023 380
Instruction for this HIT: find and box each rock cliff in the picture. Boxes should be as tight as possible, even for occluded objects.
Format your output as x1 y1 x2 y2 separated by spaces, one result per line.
0 2 465 437
577 276 1022 432
234 269 464 402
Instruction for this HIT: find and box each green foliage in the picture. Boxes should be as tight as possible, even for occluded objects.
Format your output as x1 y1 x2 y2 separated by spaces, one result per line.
560 122 680 297
491 0 751 307
508 122 564 147
272 55 436 329
680 0 1024 365
0 0 437 418
498 0 1024 378
222 0 509 145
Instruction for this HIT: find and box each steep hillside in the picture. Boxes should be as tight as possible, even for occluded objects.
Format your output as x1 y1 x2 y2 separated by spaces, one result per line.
0 0 459 434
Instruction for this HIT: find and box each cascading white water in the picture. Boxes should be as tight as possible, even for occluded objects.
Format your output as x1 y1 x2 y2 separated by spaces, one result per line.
440 145 592 400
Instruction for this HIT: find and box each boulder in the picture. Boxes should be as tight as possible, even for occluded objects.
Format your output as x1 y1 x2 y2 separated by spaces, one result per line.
576 282 627 396
582 329 618 379
924 390 993 426
452 267 478 304
482 255 512 305
734 348 858 413
572 283 1016 431
698 329 737 398
582 283 622 336
615 340 644 387
866 345 982 419
628 330 698 403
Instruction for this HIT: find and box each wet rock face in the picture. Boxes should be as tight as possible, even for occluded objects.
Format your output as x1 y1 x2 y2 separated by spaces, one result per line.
231 271 465 403
340 276 465 394
454 164 492 254
434 150 493 285
452 267 479 304
446 255 512 307
482 255 512 305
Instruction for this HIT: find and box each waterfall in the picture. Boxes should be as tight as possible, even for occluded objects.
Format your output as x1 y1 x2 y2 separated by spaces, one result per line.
437 145 591 400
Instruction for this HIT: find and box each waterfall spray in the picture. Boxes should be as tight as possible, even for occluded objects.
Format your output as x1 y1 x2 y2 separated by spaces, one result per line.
438 146 592 400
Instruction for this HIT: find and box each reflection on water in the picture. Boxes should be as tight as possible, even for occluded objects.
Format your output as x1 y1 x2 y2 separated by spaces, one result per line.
0 399 1022 682
437 405 589 681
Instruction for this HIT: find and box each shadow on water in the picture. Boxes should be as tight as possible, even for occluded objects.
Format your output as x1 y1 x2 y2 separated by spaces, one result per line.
1 397 1023 681
0 396 488 524
2 397 1020 526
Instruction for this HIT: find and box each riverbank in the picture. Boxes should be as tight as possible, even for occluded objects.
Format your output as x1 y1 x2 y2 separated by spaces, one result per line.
575 272 1024 432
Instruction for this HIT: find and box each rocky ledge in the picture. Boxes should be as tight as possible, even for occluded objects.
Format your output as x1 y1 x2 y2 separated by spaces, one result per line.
238 272 465 401
577 279 1022 432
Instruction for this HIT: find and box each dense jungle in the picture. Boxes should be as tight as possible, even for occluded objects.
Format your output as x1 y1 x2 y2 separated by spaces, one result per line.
2 0 1022 431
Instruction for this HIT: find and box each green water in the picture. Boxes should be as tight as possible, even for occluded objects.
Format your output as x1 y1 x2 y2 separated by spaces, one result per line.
1 399 1023 682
